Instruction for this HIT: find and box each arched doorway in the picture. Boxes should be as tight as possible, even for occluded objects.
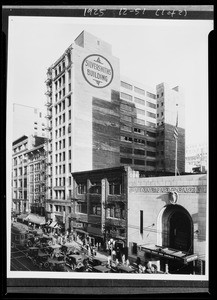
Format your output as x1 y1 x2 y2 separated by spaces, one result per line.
159 204 194 274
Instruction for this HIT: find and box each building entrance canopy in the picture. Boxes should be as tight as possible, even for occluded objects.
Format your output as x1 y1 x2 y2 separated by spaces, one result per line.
141 244 198 265
24 213 46 225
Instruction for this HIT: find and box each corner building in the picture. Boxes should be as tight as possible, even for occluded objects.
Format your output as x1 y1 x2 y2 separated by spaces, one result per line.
45 30 185 229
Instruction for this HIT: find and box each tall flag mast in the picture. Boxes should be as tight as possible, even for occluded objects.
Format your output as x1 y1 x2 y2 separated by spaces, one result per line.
174 104 179 176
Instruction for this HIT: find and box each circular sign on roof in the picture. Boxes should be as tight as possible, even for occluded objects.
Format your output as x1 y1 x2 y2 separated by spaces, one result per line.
82 54 113 88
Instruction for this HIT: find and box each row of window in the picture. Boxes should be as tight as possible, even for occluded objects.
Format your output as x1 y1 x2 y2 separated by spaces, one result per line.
55 164 66 175
121 136 156 147
120 125 156 137
120 157 156 166
120 81 157 99
120 104 156 119
120 115 155 127
76 182 122 195
120 93 157 109
120 146 156 157
54 97 71 115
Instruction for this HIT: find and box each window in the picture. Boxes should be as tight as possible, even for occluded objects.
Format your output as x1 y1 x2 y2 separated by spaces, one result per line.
134 97 145 106
63 88 65 97
120 125 131 132
55 154 58 163
147 141 156 147
146 121 156 127
77 183 87 194
109 182 121 195
68 83 71 92
63 152 65 161
134 118 146 126
121 115 131 122
69 150 71 159
146 101 156 109
132 242 138 255
59 128 62 137
68 124 71 133
161 112 164 116
69 110 71 120
134 138 145 145
69 137 71 146
120 92 133 102
76 202 87 214
120 146 132 154
140 210 143 234
134 149 145 155
55 166 58 175
136 108 146 116
121 81 133 90
63 139 65 148
120 103 132 112
121 136 133 143
146 131 156 138
90 204 101 216
63 165 65 174
63 126 65 136
134 86 145 95
68 96 71 107
63 113 65 123
147 151 156 157
134 159 145 165
68 163 71 172
147 111 156 118
134 127 144 135
89 183 101 194
68 70 71 81
146 91 156 99
120 157 132 164
146 161 156 167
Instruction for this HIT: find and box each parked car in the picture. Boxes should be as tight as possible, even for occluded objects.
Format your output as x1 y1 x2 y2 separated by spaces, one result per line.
47 258 72 272
92 265 111 273
65 254 89 271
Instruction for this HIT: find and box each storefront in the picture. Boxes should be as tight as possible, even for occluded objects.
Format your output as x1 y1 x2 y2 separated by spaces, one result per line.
140 244 198 274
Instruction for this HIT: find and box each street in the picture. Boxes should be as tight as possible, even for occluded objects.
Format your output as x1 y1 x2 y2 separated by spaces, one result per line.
10 244 42 271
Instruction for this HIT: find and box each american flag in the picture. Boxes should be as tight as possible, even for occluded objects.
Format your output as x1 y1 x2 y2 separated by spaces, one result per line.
174 112 178 139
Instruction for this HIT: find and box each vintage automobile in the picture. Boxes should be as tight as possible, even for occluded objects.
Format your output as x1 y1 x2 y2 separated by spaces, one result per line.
38 235 53 248
46 244 62 258
47 258 72 272
25 246 50 269
116 264 137 273
25 233 41 247
65 254 89 271
92 265 111 273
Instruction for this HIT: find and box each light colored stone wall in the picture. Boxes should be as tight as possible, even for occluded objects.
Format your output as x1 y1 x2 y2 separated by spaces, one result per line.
127 174 207 261
73 31 120 172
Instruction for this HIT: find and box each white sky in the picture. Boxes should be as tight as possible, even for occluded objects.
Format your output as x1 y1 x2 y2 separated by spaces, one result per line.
7 16 213 146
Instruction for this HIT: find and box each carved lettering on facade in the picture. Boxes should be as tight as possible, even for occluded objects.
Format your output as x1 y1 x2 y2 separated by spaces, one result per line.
129 186 207 194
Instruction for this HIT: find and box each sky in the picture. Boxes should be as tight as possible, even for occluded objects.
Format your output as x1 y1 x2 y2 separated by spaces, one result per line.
7 16 213 146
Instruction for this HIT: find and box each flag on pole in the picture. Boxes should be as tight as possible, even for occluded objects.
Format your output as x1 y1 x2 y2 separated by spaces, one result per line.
174 112 178 139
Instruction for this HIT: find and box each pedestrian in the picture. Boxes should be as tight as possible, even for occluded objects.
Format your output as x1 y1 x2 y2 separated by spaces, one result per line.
112 249 116 261
107 254 112 267
122 254 125 264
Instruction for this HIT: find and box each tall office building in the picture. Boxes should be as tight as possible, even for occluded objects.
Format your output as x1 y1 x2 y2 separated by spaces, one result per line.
44 30 185 229
13 103 46 140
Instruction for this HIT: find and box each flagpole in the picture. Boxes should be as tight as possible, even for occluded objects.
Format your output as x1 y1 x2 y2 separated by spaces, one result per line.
174 104 178 176
175 137 178 176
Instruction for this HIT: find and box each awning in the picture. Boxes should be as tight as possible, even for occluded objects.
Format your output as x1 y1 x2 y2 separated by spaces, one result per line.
17 213 28 221
49 221 58 228
25 214 46 225
74 229 88 235
140 244 198 264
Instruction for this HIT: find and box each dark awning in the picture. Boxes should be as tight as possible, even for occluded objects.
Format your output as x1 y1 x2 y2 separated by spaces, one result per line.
24 214 46 225
140 244 198 264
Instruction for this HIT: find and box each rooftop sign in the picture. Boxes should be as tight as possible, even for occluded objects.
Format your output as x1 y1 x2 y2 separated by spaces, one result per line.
82 54 113 88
